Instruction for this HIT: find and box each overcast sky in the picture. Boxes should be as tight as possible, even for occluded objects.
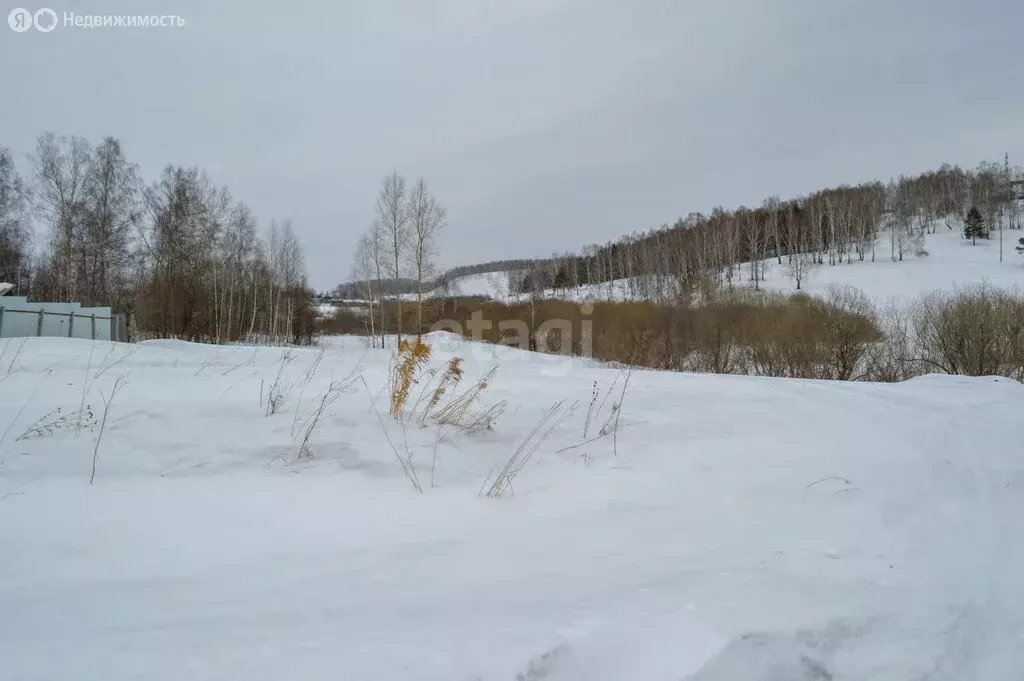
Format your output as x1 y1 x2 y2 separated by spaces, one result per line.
3 0 1023 290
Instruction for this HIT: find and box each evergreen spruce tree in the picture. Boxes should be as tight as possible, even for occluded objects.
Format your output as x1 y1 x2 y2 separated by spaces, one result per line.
964 207 986 245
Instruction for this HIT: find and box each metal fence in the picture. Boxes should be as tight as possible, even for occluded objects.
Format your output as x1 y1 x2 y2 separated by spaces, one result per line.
0 299 128 342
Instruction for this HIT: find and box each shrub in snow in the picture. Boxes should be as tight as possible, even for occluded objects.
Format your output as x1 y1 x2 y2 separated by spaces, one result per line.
911 285 1024 379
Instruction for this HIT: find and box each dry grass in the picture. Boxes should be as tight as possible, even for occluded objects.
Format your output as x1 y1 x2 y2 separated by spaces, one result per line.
265 349 297 416
375 340 511 490
18 406 98 441
431 366 496 427
457 399 509 436
291 346 328 437
362 374 423 493
416 357 464 427
558 366 633 458
91 374 129 485
389 338 431 419
294 370 358 459
0 339 27 384
481 400 578 498
406 360 459 427
385 345 506 435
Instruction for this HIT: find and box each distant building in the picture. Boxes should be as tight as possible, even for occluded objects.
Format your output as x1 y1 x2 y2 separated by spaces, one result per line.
1012 179 1024 199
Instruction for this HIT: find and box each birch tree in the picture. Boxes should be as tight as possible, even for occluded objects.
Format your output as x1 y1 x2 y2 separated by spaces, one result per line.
0 147 31 292
407 177 446 335
32 133 92 301
375 172 409 341
353 231 379 346
221 202 257 340
81 136 140 307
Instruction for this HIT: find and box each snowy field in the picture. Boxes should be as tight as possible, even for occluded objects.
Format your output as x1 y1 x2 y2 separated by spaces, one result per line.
2 332 1024 680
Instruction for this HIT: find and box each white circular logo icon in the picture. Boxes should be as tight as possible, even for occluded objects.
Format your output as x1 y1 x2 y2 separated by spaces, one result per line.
8 7 32 31
33 8 57 32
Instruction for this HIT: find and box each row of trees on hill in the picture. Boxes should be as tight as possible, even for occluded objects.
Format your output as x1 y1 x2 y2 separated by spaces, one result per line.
502 159 1023 301
352 172 447 345
0 134 314 343
335 158 1021 309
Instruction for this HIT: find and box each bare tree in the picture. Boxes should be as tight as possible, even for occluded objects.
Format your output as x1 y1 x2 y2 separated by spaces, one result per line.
517 266 549 350
738 207 764 289
805 194 826 264
352 231 379 346
889 178 920 262
370 221 387 347
266 220 281 338
32 133 92 301
764 195 783 265
220 202 258 340
714 207 741 287
375 172 409 342
80 137 140 307
276 220 305 340
0 147 32 293
407 177 446 335
7 131 319 346
786 249 817 291
784 200 802 266
140 165 231 339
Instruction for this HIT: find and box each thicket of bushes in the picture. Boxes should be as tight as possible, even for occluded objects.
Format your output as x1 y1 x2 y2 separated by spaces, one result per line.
417 289 883 380
884 286 1024 381
320 284 1024 383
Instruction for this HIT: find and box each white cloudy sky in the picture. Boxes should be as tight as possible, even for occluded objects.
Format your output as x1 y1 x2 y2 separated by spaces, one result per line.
2 0 1023 289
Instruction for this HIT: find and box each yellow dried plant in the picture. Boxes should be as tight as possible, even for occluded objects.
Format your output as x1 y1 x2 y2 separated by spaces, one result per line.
390 338 432 419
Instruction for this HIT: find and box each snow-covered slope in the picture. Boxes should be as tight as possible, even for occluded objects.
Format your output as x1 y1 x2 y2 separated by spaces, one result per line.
420 228 1024 307
2 334 1024 680
753 226 1024 299
427 270 529 301
578 227 1024 303
427 271 682 304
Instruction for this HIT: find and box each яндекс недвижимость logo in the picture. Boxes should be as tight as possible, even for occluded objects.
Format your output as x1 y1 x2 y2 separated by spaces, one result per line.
8 7 184 32
8 7 57 32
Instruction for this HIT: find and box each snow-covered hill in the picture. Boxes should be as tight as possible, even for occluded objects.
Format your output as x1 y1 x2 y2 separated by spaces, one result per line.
2 333 1024 679
421 227 1024 306
753 226 1024 299
432 269 528 301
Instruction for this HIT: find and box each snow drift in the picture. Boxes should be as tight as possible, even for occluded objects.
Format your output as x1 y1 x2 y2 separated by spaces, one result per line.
1 333 1023 680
